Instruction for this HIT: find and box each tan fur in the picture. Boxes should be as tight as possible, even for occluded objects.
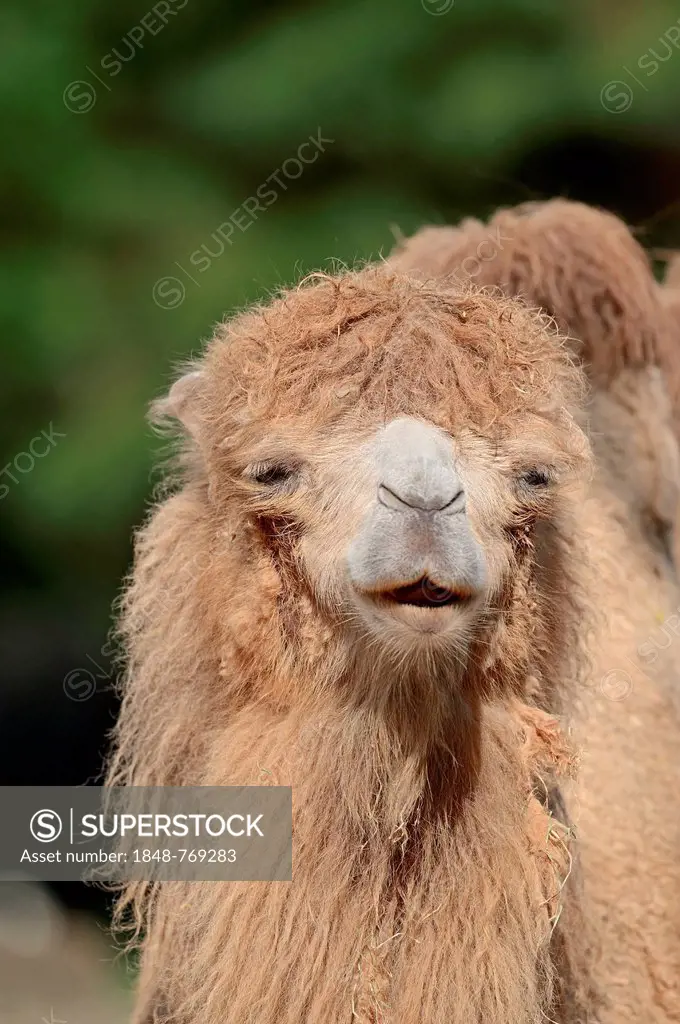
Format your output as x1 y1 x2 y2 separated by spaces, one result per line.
390 199 677 386
108 268 612 1023
393 202 680 1021
570 452 680 1022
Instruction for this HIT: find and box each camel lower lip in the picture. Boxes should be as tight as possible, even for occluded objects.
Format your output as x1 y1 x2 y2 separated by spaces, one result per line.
367 576 473 609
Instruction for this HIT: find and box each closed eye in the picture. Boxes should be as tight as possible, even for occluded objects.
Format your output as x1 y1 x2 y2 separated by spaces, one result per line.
518 467 552 488
245 461 301 489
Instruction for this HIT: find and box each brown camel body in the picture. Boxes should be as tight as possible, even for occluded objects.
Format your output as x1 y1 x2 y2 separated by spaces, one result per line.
109 205 680 1023
393 201 680 1021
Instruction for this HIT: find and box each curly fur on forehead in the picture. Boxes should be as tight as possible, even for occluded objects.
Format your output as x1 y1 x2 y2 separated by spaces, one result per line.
191 268 583 456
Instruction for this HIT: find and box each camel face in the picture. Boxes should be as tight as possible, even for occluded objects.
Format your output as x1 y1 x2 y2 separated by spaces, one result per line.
166 269 589 677
228 400 584 672
345 415 487 640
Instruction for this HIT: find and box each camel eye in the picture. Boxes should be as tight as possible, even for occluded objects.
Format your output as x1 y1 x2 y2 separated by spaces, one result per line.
518 467 551 488
246 461 300 489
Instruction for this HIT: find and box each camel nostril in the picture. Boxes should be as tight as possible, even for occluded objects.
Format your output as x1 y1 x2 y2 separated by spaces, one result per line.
439 488 465 513
378 483 465 514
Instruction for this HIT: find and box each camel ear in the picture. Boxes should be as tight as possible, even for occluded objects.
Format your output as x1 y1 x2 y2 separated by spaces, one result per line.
151 370 205 438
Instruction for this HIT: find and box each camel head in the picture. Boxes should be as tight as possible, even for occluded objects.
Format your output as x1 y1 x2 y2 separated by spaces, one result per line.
159 268 589 705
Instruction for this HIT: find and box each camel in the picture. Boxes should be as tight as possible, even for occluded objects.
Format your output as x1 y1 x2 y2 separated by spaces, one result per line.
108 230 680 1021
392 200 680 1021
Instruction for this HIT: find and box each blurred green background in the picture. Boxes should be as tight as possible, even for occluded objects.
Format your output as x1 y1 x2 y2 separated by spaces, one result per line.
1 0 680 1014
4 0 680 813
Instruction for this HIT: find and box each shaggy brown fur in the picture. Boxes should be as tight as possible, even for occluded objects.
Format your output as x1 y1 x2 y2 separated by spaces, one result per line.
390 199 678 388
109 268 605 1023
392 202 680 1021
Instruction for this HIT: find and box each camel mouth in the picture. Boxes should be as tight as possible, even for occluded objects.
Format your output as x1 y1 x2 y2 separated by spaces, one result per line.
374 576 473 609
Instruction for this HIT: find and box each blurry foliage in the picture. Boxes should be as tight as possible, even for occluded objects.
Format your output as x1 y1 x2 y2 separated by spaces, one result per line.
1 0 680 723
